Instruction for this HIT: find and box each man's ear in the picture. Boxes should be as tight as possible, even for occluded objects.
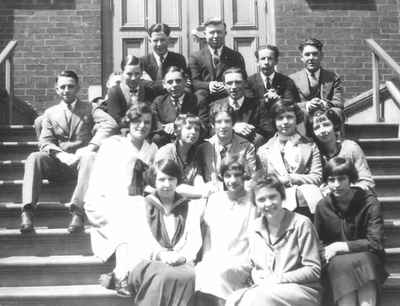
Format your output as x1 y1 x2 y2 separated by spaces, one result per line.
162 80 168 90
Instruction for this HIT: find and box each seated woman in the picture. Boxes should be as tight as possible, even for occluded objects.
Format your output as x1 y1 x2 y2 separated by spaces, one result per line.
314 157 388 306
308 108 375 193
227 174 321 306
257 99 323 216
84 103 158 288
195 155 257 306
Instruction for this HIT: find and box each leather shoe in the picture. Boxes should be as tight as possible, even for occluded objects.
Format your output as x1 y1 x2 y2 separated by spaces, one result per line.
20 210 34 233
67 214 84 233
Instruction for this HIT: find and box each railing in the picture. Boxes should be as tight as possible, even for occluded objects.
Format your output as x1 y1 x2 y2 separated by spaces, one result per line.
366 38 400 122
0 40 18 124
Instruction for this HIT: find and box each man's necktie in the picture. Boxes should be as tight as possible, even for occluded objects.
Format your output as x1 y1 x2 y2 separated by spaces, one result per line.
266 77 272 90
212 49 219 67
220 145 228 160
309 72 319 89
172 97 180 112
157 54 165 80
65 103 73 128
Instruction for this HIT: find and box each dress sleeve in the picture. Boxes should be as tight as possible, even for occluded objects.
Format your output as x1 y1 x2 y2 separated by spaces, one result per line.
347 140 375 190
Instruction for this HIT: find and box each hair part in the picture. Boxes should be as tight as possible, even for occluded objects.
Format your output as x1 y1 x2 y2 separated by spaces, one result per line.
56 70 79 84
255 44 280 60
148 23 171 37
324 157 358 183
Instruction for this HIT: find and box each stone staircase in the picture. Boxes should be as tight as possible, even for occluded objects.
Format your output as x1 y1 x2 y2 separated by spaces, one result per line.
0 124 400 305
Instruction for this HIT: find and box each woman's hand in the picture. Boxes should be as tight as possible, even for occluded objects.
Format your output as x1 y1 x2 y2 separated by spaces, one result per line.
323 242 349 263
158 251 186 266
251 268 279 286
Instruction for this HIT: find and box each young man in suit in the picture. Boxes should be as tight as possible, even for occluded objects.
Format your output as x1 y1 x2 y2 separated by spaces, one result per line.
140 23 188 100
152 66 206 146
211 67 273 147
248 45 299 105
290 38 344 118
20 71 114 234
189 18 247 105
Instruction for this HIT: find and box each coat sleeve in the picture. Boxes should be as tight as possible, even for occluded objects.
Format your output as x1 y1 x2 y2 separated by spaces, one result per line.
189 53 210 90
327 73 344 110
39 111 64 154
348 141 375 190
90 105 119 148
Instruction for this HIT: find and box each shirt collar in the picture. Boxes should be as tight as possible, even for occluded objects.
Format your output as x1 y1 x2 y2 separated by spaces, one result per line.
260 71 275 84
208 45 223 57
154 51 168 65
62 99 77 111
305 68 320 80
229 96 245 110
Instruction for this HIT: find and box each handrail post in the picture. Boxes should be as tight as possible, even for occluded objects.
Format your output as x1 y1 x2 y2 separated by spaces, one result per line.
5 57 13 124
372 52 383 122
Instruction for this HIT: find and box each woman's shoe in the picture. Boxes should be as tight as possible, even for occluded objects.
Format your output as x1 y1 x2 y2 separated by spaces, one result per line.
115 274 132 297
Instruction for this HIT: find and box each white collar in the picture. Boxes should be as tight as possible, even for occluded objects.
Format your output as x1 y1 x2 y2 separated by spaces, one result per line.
260 72 275 84
208 45 223 57
171 93 185 104
305 68 321 79
62 99 77 111
229 96 245 110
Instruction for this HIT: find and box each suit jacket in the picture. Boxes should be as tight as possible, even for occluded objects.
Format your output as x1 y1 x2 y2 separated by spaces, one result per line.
197 133 257 182
211 97 274 140
248 72 300 103
257 133 322 185
152 92 199 128
289 68 344 111
140 52 188 98
189 46 247 91
39 100 113 155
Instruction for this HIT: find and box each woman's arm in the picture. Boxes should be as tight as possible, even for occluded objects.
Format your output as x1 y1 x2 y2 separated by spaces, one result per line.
348 140 375 190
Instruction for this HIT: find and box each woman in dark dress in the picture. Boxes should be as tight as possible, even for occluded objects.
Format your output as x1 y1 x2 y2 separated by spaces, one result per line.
314 157 388 306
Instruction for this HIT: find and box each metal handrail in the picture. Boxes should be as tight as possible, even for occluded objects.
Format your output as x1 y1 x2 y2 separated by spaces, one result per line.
365 38 400 122
0 40 17 124
0 40 17 65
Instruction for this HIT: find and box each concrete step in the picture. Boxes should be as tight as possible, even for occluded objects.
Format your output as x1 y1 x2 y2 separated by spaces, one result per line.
374 175 400 197
0 160 25 180
358 138 400 156
0 141 38 160
0 180 74 203
382 274 400 306
0 202 73 229
368 156 400 175
0 125 36 142
385 248 400 274
381 197 400 219
345 123 398 139
0 228 92 257
0 255 113 287
384 220 400 248
0 284 131 306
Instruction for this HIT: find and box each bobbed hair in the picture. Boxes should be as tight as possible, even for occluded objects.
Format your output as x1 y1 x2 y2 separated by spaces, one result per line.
306 108 343 142
174 113 204 141
120 103 156 136
270 99 304 124
252 173 286 200
324 157 358 184
209 102 237 126
145 159 183 188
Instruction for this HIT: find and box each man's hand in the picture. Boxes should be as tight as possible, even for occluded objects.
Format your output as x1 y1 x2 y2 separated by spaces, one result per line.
163 123 175 135
75 144 98 158
233 122 255 136
306 98 328 113
209 81 225 94
55 151 78 166
264 89 280 104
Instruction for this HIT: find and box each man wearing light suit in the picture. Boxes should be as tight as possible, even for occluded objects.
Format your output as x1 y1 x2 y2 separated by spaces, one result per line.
21 70 115 234
189 18 247 105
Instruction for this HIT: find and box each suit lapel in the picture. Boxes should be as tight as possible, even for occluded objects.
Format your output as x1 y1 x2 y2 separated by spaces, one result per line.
297 69 311 99
215 46 228 79
69 101 83 139
256 73 266 97
203 48 215 79
53 103 70 135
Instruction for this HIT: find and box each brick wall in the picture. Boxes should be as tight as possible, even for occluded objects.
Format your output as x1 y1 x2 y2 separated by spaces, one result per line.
275 0 400 100
0 0 102 113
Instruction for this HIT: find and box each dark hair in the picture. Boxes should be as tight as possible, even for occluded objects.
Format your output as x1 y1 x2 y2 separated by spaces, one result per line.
121 103 156 135
270 99 304 124
252 174 286 200
56 70 79 84
298 38 324 52
222 67 243 81
174 113 204 140
120 54 143 71
306 108 343 142
203 18 227 30
163 66 187 80
220 155 245 178
145 159 183 187
148 23 171 37
255 45 280 60
324 157 358 183
209 102 237 125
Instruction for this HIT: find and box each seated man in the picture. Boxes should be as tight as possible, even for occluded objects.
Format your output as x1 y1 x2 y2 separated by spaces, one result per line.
197 102 257 187
248 44 299 105
290 38 344 118
211 67 272 147
140 23 189 100
189 18 247 106
20 70 114 234
152 66 205 147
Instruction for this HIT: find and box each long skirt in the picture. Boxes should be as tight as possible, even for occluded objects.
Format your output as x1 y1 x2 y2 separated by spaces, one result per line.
128 259 196 306
234 283 320 306
324 252 388 303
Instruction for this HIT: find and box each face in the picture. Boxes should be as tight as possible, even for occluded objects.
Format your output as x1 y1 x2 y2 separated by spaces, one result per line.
254 186 284 220
223 168 245 194
163 71 185 98
257 48 278 76
204 23 226 49
214 112 233 140
179 122 200 145
155 170 178 198
129 113 152 140
224 72 244 100
150 31 169 56
275 111 297 137
312 115 336 143
327 175 351 198
301 45 323 73
55 76 79 104
122 64 142 88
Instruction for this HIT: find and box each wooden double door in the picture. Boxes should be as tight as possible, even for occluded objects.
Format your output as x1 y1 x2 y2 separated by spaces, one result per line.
104 0 275 79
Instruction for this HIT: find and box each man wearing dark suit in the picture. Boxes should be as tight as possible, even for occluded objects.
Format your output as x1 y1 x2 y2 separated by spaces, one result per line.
289 38 344 118
20 71 114 234
189 18 247 105
140 23 188 100
248 45 299 104
211 67 272 147
152 66 205 147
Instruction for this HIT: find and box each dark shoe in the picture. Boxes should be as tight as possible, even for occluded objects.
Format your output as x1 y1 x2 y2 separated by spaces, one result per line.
99 272 131 297
115 274 131 297
67 214 84 233
99 272 115 289
20 210 34 233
